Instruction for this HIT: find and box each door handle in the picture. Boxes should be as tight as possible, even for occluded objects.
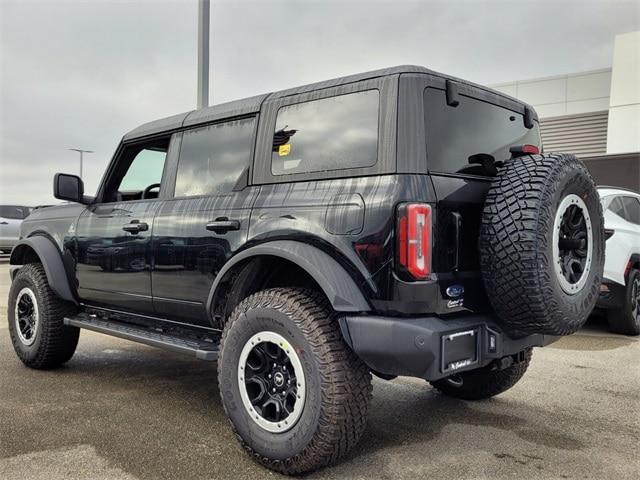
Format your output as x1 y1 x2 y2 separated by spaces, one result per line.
0 221 8 225
206 218 240 234
122 220 148 234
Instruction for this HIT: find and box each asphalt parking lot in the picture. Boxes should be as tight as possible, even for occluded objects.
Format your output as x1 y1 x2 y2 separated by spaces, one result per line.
0 260 638 480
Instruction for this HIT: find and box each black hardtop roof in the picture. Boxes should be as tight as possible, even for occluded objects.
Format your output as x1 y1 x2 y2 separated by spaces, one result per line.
123 65 529 141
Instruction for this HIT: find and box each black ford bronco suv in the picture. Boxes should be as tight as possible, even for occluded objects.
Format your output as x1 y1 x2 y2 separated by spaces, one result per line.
8 66 604 474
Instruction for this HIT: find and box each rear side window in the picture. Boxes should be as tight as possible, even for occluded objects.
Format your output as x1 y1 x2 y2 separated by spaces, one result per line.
271 90 379 176
609 196 626 217
175 117 256 197
0 205 30 220
621 196 640 225
424 88 541 175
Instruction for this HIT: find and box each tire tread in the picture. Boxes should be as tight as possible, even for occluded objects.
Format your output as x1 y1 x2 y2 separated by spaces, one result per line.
480 153 604 336
8 263 79 369
218 288 372 474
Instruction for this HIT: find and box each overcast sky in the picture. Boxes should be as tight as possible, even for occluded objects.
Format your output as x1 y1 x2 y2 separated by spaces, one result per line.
1 0 638 206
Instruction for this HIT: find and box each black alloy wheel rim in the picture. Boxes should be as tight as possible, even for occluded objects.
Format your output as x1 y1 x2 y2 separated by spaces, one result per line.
558 204 589 285
244 341 299 423
15 288 38 345
238 331 306 433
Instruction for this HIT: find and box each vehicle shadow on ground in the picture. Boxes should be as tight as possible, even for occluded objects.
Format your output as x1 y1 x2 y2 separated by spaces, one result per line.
63 354 584 470
0 331 611 480
328 381 587 476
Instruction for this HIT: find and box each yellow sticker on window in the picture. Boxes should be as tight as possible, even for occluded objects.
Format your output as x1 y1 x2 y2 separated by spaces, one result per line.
278 144 291 156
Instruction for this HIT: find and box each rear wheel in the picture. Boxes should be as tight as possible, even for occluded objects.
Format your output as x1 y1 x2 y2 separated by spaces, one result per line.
8 263 80 369
607 269 640 336
430 349 533 400
217 288 372 474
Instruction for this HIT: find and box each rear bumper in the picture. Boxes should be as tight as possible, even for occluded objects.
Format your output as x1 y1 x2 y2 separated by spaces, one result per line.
339 314 557 381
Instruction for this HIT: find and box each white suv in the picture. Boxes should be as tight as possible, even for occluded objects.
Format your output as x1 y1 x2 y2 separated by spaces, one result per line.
597 187 640 335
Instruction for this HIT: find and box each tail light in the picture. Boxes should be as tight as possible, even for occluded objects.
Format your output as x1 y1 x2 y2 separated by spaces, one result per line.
396 203 432 280
509 144 540 157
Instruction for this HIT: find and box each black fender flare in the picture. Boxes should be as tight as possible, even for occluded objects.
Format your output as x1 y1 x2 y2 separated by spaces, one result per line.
207 240 371 315
9 236 76 303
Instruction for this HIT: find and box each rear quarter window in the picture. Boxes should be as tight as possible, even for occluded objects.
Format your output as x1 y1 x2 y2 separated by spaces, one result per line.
271 90 379 176
608 196 626 218
621 196 640 225
424 88 541 175
0 206 30 220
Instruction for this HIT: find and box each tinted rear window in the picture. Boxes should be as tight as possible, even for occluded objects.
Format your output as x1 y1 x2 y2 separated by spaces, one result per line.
271 90 379 176
424 88 541 175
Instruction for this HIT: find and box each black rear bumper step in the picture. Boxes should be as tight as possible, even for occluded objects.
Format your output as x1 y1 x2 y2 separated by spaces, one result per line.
339 314 558 381
64 314 219 361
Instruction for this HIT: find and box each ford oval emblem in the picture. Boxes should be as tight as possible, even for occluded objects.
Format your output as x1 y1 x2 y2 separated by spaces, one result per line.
446 284 464 298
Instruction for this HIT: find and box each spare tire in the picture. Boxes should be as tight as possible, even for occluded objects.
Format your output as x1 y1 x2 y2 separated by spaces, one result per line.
480 153 604 336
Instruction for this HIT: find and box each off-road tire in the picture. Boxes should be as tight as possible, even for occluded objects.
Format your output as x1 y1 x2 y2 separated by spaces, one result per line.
480 153 604 337
217 288 372 475
430 349 533 400
8 263 80 369
607 269 640 336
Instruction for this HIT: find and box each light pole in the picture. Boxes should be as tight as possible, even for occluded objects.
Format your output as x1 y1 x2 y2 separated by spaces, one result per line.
69 148 93 179
197 0 210 109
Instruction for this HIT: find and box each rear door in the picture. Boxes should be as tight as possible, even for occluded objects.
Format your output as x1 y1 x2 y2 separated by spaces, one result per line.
151 116 258 327
422 87 541 311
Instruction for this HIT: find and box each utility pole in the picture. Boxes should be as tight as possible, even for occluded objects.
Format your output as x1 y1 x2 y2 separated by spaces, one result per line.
197 0 210 109
69 148 93 179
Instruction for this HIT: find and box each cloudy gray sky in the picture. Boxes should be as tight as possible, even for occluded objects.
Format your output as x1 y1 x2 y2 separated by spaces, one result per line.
1 0 638 205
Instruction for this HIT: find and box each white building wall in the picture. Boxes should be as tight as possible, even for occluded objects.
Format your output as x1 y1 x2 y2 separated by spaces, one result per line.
606 31 640 154
491 69 611 118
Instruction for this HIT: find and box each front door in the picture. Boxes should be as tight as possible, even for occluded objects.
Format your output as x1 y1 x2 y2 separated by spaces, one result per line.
75 136 173 315
151 116 258 327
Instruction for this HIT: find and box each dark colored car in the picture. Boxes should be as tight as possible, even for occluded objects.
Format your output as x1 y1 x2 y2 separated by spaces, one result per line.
7 66 605 474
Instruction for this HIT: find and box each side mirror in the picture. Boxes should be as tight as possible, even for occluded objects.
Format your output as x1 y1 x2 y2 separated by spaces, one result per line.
53 173 85 203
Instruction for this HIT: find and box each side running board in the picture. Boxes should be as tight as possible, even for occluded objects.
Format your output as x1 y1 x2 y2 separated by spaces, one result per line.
64 314 219 361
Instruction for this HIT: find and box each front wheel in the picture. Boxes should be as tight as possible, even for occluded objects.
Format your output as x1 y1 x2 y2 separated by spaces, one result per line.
8 263 80 369
217 288 372 474
430 349 533 400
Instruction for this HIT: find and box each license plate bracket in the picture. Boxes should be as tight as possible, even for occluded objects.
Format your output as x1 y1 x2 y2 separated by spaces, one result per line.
441 328 480 373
